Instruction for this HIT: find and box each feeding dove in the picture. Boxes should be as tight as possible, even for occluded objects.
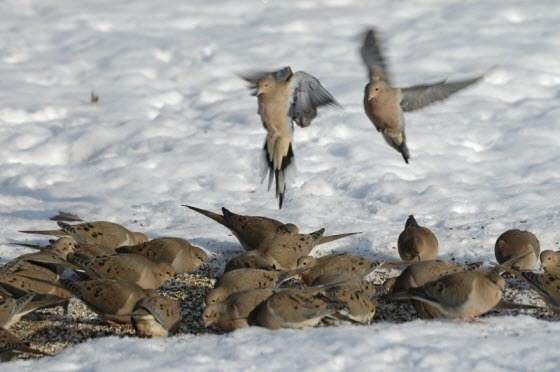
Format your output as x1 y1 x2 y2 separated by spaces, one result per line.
131 296 181 338
301 253 383 285
361 28 481 163
495 229 540 271
540 250 560 275
185 205 359 250
116 237 207 274
397 215 439 261
240 67 340 208
202 288 274 331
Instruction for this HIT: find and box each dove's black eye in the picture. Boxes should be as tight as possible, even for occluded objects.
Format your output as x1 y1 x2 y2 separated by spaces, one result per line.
375 88 379 91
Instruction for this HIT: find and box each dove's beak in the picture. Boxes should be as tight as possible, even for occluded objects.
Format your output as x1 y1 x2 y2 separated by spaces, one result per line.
368 95 374 101
256 89 264 96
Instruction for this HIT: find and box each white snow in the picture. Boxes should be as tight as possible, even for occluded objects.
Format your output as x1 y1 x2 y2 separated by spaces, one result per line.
1 0 560 370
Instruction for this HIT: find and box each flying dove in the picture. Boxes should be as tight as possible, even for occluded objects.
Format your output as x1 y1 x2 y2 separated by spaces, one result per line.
255 227 325 270
387 269 506 319
20 221 148 249
516 272 560 313
0 293 36 328
0 327 51 362
361 28 482 163
131 296 181 338
397 215 439 261
540 250 560 275
60 278 157 324
301 253 383 285
240 67 340 208
495 229 540 271
116 237 207 274
202 288 274 331
67 253 175 289
185 205 359 250
390 260 483 318
205 267 306 305
249 287 347 329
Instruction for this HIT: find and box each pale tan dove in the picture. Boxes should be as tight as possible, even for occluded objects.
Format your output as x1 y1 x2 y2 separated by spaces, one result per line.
540 250 560 275
0 327 51 361
0 293 36 328
0 253 63 282
240 67 340 208
318 278 379 325
361 28 481 163
495 229 540 270
60 278 157 324
301 253 383 285
397 215 439 261
20 221 148 249
185 205 359 250
519 272 560 313
205 267 307 305
116 237 207 274
224 252 278 273
387 269 506 318
202 288 274 331
67 253 175 289
131 296 181 338
249 287 346 329
253 227 324 270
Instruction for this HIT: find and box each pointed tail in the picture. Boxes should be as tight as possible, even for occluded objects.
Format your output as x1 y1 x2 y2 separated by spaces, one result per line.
182 205 227 227
317 232 361 245
261 137 295 209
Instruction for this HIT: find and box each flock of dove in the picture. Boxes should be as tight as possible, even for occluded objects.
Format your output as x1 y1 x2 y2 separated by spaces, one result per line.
0 28 556 362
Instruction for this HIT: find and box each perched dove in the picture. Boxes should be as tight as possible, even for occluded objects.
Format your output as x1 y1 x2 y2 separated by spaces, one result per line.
519 272 560 313
131 296 181 338
116 237 207 274
301 253 383 285
185 205 359 250
0 327 51 362
60 278 157 324
390 260 483 318
249 287 346 329
361 28 481 163
495 229 540 271
540 250 560 275
397 215 438 261
67 253 175 289
255 227 325 270
0 293 36 328
205 268 302 305
20 221 148 249
202 288 274 331
240 67 340 208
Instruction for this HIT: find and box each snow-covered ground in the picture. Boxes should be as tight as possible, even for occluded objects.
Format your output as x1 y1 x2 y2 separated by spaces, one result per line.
1 0 560 370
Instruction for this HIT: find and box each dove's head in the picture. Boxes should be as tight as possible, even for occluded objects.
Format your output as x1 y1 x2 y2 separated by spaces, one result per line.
191 246 208 267
157 263 176 282
201 304 220 327
205 287 228 306
256 76 278 96
50 237 76 258
277 223 299 234
296 255 315 269
540 250 560 271
488 271 506 292
132 232 149 244
365 79 387 101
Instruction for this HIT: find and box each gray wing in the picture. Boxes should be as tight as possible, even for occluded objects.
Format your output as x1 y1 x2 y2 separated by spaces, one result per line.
360 29 390 81
400 76 482 112
238 67 293 95
288 72 340 128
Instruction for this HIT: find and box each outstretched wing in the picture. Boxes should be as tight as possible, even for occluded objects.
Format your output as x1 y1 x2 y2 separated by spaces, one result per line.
239 67 293 95
360 29 390 82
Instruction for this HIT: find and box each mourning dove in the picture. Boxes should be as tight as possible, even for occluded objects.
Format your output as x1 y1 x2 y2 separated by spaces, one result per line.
495 229 540 270
20 221 148 249
240 67 340 208
0 273 72 300
67 253 175 289
361 29 481 163
540 250 560 275
301 253 383 285
60 278 157 324
390 260 483 318
224 252 278 273
255 227 325 270
387 269 506 319
519 272 560 313
205 267 305 305
116 237 207 274
319 279 379 325
397 215 439 261
202 288 274 331
185 205 359 250
11 237 77 259
0 327 51 362
131 296 181 338
0 252 64 282
0 293 36 328
249 287 346 329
